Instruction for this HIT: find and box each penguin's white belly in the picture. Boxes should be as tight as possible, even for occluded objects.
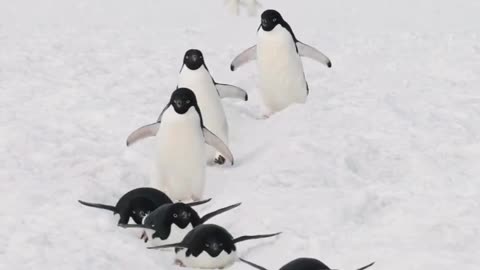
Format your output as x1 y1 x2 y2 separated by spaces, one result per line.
145 224 193 247
257 27 307 113
178 68 228 160
176 249 237 269
154 108 206 201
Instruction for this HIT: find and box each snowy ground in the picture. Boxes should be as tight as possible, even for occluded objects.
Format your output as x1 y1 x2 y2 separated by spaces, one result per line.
1 0 480 269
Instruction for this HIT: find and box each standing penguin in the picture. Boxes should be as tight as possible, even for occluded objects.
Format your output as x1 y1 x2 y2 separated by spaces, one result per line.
230 9 332 115
177 49 247 165
148 224 281 269
126 88 234 202
241 257 375 270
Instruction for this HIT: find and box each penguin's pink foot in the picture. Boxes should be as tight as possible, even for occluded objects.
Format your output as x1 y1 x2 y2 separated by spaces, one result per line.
175 259 185 267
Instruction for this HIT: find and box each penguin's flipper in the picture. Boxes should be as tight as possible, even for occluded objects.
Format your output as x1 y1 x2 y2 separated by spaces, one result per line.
239 258 268 270
230 45 257 71
215 83 248 101
233 232 281 243
199 202 241 224
147 242 187 250
356 262 375 270
157 104 170 122
202 127 234 165
126 122 160 146
297 41 332 68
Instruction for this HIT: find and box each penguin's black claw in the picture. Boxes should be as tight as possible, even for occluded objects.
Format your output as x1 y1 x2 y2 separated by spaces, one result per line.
230 64 235 71
327 61 332 68
215 155 226 165
245 94 249 101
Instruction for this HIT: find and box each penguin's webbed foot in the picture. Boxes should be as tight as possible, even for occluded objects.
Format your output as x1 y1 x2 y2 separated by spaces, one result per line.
214 155 226 165
140 230 149 243
175 259 186 267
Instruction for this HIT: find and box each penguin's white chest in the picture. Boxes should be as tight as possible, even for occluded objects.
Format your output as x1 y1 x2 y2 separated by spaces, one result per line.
176 249 237 269
257 26 307 113
178 67 229 158
154 108 206 201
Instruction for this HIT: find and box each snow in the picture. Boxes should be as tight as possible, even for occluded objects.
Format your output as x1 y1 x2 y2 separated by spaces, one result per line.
1 0 480 269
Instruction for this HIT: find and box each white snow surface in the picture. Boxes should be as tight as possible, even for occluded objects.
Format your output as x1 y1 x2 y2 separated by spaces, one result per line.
1 0 480 269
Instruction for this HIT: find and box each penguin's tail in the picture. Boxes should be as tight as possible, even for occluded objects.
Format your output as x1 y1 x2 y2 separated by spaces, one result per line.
240 258 268 270
78 200 116 213
233 232 281 244
199 202 241 224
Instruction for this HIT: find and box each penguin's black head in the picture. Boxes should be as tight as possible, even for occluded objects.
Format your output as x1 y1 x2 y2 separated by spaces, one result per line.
129 197 157 224
130 208 149 224
279 258 330 270
261 9 283 31
169 203 197 229
184 49 205 70
202 236 228 257
170 88 198 114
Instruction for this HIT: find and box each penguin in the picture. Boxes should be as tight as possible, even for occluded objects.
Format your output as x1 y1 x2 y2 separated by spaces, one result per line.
177 49 247 165
240 257 375 270
230 9 332 115
119 202 241 246
78 187 211 225
148 224 281 269
126 88 234 202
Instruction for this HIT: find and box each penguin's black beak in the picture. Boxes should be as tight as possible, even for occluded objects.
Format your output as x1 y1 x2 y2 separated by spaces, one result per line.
261 18 268 28
210 243 219 251
180 211 188 219
174 99 184 108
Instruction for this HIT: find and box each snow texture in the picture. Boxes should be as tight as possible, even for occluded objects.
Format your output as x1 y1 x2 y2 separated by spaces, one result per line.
1 0 480 269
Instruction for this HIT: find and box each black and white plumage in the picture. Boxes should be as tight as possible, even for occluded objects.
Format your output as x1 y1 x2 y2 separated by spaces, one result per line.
230 9 332 115
148 224 281 269
126 88 234 201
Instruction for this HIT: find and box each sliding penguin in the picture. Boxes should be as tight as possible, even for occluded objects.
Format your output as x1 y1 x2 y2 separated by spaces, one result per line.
120 202 241 246
78 187 211 225
148 224 281 269
241 258 375 270
126 88 234 202
230 9 332 115
178 49 247 165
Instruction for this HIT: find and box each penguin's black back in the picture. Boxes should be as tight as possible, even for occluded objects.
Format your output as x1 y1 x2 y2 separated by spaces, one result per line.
280 258 330 270
115 187 173 224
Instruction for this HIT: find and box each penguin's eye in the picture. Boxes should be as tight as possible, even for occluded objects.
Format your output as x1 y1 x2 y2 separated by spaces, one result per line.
186 100 191 104
205 243 210 247
173 214 178 218
132 211 136 214
151 224 155 228
219 243 223 247
273 18 277 22
139 211 145 216
188 212 191 217
186 56 189 59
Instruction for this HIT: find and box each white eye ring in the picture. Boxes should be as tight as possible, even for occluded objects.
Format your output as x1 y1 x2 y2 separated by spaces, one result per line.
173 214 178 218
273 18 277 22
205 243 210 247
152 224 155 228
186 56 189 59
